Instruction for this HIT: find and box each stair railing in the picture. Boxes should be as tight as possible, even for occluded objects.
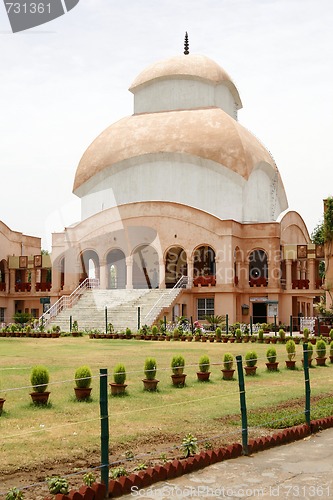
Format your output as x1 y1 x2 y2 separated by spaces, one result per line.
38 278 100 328
143 275 190 326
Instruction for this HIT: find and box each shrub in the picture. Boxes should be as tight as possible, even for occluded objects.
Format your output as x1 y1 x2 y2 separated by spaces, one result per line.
258 329 264 341
181 433 198 458
74 366 92 388
279 329 286 341
125 327 132 338
303 327 310 339
266 347 277 363
47 476 69 495
199 355 210 373
245 351 258 367
316 338 327 358
151 325 159 336
83 471 96 487
5 488 24 500
305 342 313 359
286 339 296 360
171 355 185 375
144 358 157 380
215 327 222 338
223 353 234 370
330 341 333 357
113 364 126 384
110 466 127 479
330 329 333 341
30 366 49 393
235 328 242 339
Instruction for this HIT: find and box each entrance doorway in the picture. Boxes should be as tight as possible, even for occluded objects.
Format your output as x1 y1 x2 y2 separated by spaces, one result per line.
252 303 267 324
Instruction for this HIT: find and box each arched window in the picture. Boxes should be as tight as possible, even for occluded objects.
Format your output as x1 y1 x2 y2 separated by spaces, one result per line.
249 249 268 287
107 249 126 289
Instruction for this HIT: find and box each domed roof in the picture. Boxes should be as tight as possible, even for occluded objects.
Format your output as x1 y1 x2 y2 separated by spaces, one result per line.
73 107 278 193
129 54 242 108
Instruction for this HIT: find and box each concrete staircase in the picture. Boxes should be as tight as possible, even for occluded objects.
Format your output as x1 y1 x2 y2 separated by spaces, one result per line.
48 288 182 332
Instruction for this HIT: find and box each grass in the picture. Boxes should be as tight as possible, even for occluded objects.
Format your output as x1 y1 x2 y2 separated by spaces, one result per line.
0 337 333 477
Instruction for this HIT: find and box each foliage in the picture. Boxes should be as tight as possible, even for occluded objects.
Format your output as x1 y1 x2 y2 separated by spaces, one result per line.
245 351 258 367
266 347 277 363
113 364 126 384
83 471 96 486
330 329 333 341
199 355 210 373
125 327 132 337
303 327 310 339
108 323 114 334
30 365 49 393
205 315 224 329
74 365 92 388
151 325 159 336
5 488 24 500
285 339 296 361
13 312 32 324
144 357 157 380
223 352 234 370
235 328 242 339
323 197 333 243
181 433 198 458
133 463 147 471
110 466 128 479
305 342 313 359
171 355 185 375
316 338 327 358
278 329 286 341
258 329 264 341
215 327 222 338
47 476 69 495
72 320 79 332
330 341 333 357
311 222 325 245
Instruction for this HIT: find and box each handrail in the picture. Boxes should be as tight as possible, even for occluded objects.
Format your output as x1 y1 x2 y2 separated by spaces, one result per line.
143 275 190 325
38 278 99 327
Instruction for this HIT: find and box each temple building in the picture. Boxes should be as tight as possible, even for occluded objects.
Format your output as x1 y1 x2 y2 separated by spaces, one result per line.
0 42 326 329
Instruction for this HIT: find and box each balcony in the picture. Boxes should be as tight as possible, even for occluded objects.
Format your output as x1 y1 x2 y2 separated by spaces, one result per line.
193 275 216 287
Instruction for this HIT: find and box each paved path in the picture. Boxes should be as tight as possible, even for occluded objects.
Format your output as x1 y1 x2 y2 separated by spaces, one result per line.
122 428 333 499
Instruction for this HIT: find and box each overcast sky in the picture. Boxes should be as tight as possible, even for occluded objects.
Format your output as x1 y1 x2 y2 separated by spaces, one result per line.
1 0 333 250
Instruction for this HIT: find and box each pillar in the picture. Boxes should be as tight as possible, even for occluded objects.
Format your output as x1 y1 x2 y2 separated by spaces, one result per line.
159 258 165 289
126 256 133 289
285 259 292 290
99 259 107 289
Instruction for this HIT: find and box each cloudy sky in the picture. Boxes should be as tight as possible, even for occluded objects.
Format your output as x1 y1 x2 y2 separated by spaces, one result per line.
1 0 333 250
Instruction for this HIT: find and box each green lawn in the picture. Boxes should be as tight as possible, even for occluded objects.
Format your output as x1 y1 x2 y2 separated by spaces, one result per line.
0 337 332 476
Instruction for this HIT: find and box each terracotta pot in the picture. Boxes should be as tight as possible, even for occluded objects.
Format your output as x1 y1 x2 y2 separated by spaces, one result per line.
30 391 50 405
301 358 313 367
285 360 296 370
244 365 257 376
221 369 235 380
74 387 92 400
196 371 210 382
0 398 5 415
330 355 333 364
142 379 159 391
265 361 279 371
315 357 327 366
171 373 187 387
110 383 127 396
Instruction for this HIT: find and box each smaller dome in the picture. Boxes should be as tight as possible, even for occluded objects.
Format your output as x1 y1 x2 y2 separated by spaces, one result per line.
129 54 242 109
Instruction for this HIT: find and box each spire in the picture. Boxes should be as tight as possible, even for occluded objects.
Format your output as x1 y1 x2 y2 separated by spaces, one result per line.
184 31 189 55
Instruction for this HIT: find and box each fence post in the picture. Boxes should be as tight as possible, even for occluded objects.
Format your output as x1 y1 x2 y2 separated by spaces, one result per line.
100 368 109 492
137 307 141 331
105 306 108 335
274 315 277 336
226 314 229 335
289 315 293 337
250 316 253 336
69 315 72 333
303 344 311 426
236 355 248 455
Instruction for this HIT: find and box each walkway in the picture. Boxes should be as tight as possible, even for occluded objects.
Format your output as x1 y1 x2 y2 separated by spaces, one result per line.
121 428 333 499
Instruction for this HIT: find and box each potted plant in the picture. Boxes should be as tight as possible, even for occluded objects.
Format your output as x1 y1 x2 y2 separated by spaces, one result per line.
266 347 278 371
171 355 186 386
329 340 333 364
215 327 222 342
5 488 24 499
258 328 264 343
151 325 159 340
315 338 327 366
74 365 92 400
278 328 286 343
110 363 127 395
285 339 296 369
301 342 313 367
235 328 242 343
221 353 235 380
197 355 210 381
142 357 159 391
194 328 201 341
244 350 258 375
30 365 50 404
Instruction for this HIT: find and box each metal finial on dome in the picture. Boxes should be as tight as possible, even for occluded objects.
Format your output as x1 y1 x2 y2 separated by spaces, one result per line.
184 31 189 55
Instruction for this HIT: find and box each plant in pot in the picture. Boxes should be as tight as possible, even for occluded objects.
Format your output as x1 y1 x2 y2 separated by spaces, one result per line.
301 342 313 367
285 339 296 369
278 328 286 343
74 365 92 400
235 328 242 343
266 347 278 371
197 354 210 381
30 365 50 404
151 325 159 340
142 357 159 391
110 363 127 395
258 328 264 343
222 353 235 380
244 350 258 375
171 355 186 387
215 327 222 342
315 338 327 366
329 340 333 364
